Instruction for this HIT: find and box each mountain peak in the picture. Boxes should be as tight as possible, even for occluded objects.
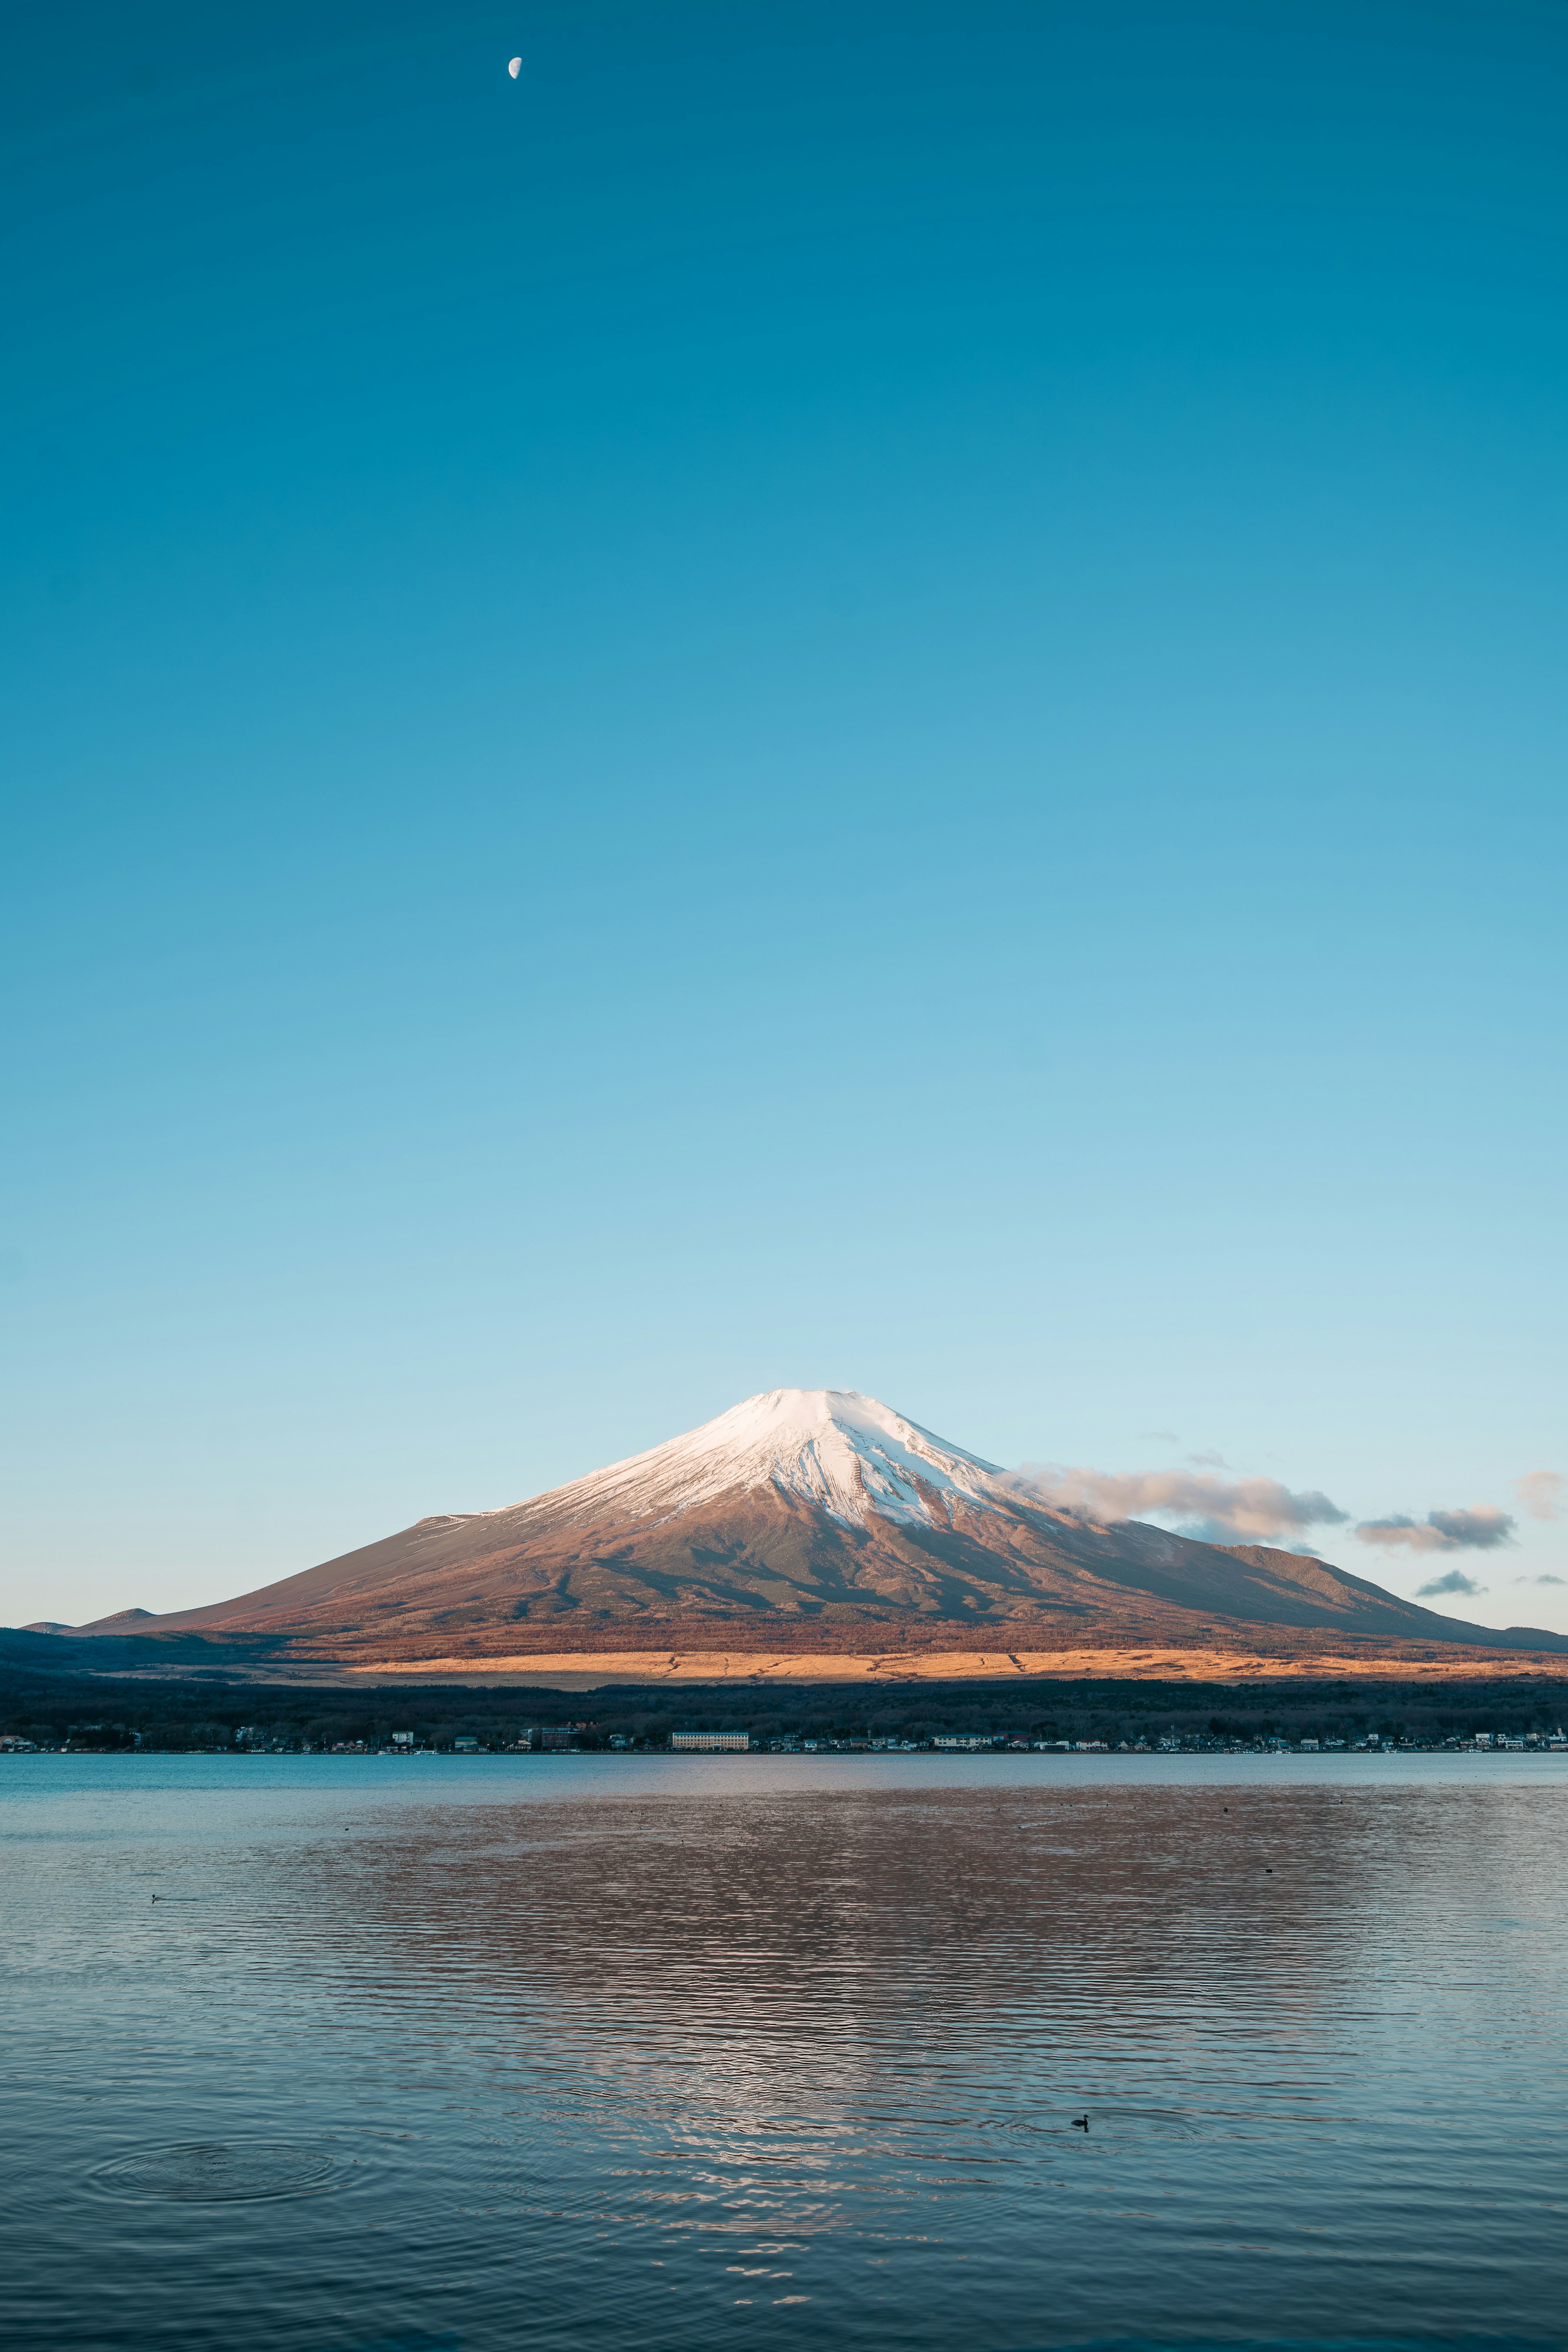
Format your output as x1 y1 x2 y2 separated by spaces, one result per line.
523 1387 1007 1534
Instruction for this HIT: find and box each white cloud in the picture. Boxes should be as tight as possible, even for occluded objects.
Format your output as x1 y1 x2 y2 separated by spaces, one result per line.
1355 1506 1515 1555
1514 1471 1564 1522
1416 1569 1488 1599
1007 1465 1348 1544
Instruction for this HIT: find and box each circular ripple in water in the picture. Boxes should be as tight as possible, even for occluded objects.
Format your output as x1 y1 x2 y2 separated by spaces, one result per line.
89 2140 350 2204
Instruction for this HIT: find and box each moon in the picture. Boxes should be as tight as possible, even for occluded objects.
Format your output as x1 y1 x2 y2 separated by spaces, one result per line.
507 56 521 78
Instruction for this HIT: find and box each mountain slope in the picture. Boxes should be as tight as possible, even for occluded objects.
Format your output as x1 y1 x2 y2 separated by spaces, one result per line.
72 1389 1568 1660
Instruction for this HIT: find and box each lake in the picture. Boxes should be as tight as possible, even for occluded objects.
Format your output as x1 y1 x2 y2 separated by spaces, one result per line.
3 1752 1565 2352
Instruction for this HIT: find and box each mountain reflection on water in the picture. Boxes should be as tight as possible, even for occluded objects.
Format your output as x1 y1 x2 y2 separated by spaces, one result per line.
4 1758 1566 2352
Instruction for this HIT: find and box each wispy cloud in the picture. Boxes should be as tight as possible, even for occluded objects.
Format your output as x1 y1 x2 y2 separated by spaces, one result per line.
1355 1506 1515 1555
1515 1572 1566 1587
1416 1569 1488 1599
1514 1471 1564 1522
1007 1465 1348 1544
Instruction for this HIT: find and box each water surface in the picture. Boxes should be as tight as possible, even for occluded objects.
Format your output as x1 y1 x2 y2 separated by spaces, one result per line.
3 1753 1565 2352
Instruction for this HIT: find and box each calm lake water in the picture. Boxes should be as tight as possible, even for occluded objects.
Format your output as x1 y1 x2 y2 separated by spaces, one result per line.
3 1752 1565 2352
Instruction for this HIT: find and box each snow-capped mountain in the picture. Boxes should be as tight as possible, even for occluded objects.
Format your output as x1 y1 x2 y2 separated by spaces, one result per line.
75 1388 1564 1662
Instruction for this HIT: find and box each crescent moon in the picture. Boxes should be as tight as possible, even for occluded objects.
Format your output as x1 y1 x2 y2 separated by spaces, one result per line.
508 57 521 78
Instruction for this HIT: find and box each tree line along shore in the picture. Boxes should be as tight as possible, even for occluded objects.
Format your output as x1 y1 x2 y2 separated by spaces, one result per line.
3 1670 1567 1755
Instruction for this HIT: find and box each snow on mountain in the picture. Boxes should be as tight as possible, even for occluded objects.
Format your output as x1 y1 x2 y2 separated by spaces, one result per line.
506 1388 1011 1533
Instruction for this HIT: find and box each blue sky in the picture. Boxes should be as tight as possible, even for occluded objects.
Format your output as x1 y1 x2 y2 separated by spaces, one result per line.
4 0 1566 1630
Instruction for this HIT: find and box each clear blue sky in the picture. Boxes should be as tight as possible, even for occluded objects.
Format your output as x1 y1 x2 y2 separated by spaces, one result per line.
4 0 1565 1630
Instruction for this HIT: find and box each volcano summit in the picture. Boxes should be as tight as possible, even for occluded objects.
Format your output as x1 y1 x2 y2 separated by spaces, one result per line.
60 1389 1568 1673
